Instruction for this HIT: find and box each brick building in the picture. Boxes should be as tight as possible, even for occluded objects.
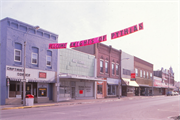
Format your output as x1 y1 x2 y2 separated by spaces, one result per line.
134 56 153 96
73 43 121 98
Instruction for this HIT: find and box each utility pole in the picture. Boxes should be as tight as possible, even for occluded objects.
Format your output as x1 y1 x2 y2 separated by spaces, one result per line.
23 41 26 106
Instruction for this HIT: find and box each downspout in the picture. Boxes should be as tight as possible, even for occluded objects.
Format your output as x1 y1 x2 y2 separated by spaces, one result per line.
118 50 122 99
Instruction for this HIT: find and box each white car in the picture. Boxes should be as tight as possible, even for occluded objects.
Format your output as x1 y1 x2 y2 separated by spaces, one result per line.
174 92 179 95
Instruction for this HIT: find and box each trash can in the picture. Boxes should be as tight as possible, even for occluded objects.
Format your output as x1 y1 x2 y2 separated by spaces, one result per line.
26 94 34 106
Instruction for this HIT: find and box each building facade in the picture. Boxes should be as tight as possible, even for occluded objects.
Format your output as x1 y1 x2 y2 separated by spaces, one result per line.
57 49 105 101
154 67 175 94
0 18 58 105
121 52 139 96
73 43 121 98
134 56 153 96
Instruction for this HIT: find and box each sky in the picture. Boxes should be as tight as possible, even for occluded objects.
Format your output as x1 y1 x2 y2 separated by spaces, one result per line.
0 0 179 81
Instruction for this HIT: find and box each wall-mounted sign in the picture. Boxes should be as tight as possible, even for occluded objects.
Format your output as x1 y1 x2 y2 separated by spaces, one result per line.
39 72 46 78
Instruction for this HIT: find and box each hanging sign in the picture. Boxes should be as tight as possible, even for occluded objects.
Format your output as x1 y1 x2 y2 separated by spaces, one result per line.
70 35 107 48
111 22 143 40
49 43 67 49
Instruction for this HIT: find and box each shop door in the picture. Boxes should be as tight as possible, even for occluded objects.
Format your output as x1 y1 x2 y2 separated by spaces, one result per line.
26 85 31 95
71 87 75 98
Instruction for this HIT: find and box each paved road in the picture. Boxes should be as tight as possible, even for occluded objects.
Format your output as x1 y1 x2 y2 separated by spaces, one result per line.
1 96 179 120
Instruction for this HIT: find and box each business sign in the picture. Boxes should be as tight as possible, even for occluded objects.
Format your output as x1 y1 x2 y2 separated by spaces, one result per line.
111 22 143 40
130 73 136 81
39 72 46 78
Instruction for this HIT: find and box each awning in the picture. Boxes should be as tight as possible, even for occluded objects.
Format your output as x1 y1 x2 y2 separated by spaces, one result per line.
122 78 139 87
9 77 55 83
59 73 106 82
138 84 151 87
107 78 119 85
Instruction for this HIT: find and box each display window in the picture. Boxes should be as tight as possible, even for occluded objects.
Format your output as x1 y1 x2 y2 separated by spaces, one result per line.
108 85 116 95
38 88 47 97
97 85 102 94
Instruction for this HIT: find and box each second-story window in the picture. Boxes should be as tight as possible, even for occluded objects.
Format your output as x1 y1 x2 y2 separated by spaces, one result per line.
144 71 146 78
150 73 153 79
116 64 119 75
135 68 138 77
105 61 108 74
100 60 103 73
31 47 38 65
32 53 38 64
147 72 149 79
47 50 52 67
140 70 142 77
112 63 115 75
14 49 21 62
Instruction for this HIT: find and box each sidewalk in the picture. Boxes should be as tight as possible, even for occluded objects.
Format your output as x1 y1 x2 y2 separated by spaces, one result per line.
0 95 166 110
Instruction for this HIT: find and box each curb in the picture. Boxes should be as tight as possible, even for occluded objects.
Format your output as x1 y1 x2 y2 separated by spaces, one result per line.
1 95 165 110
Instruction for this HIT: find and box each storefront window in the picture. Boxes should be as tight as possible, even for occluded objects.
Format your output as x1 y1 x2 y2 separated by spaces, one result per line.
38 88 47 97
108 85 116 95
97 85 102 94
59 81 70 98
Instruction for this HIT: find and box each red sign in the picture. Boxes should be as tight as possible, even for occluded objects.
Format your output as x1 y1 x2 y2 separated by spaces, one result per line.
79 90 83 94
131 73 135 78
39 72 46 78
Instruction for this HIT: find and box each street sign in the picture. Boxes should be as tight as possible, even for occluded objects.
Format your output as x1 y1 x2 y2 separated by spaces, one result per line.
21 79 28 82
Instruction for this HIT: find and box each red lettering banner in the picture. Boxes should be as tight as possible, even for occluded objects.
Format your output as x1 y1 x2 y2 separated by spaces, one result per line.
49 43 67 49
111 22 143 40
70 35 107 48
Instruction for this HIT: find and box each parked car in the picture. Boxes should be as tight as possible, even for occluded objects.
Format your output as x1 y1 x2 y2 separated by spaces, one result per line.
174 92 179 95
167 91 174 96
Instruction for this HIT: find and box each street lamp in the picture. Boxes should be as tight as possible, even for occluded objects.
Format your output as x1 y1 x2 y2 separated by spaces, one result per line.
118 57 129 99
23 26 40 106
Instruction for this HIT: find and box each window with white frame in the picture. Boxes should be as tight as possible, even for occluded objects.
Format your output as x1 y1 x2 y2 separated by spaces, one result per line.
14 49 21 62
46 55 52 66
31 53 38 64
140 70 142 77
135 68 138 77
112 63 115 75
100 60 103 73
105 61 108 73
144 71 146 78
147 72 149 79
116 64 119 75
150 73 152 79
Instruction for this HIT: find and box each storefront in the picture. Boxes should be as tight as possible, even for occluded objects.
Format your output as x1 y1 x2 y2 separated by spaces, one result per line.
58 49 105 101
106 78 120 97
97 82 104 98
122 78 139 96
153 77 163 95
6 65 55 104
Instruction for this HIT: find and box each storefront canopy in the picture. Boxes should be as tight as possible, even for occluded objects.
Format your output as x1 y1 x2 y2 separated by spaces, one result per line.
107 78 120 85
122 78 139 87
138 84 151 87
59 73 106 82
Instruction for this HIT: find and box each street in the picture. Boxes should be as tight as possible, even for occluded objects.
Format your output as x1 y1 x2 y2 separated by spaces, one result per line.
1 96 179 120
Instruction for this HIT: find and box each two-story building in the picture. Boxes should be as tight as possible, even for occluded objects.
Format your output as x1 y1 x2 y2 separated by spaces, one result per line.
0 18 58 105
73 43 121 98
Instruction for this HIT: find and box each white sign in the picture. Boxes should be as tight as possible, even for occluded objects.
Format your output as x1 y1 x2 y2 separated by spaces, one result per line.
6 65 55 82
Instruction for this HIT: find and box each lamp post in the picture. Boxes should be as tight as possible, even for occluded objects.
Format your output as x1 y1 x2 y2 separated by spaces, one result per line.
118 57 129 99
23 26 39 106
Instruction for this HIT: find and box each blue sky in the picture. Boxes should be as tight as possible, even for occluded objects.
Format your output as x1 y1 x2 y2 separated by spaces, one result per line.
0 0 179 81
